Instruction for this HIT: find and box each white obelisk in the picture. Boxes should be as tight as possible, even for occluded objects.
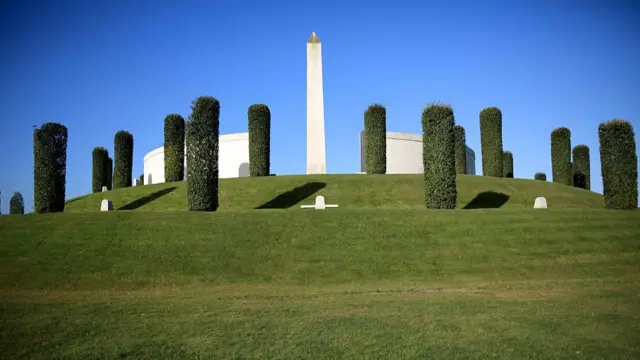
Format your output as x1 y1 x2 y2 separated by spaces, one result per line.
306 32 327 174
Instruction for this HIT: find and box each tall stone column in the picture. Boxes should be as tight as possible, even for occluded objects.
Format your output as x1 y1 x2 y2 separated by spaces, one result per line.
306 32 327 174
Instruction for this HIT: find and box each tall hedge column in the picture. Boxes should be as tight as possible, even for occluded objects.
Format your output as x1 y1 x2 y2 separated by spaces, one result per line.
33 122 68 213
453 125 466 175
92 147 109 193
534 172 547 181
551 127 572 186
598 120 637 209
113 131 134 189
187 96 220 211
10 192 25 215
503 151 514 178
164 114 186 182
364 104 387 174
422 104 457 209
572 145 590 190
248 104 271 176
107 157 113 190
479 107 503 177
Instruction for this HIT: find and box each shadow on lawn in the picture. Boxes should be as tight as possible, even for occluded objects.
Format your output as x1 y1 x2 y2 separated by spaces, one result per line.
256 182 327 209
118 187 177 210
463 191 510 209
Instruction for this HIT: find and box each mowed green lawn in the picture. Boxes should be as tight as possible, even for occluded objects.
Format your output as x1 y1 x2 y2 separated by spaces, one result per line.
1 208 639 359
63 174 605 212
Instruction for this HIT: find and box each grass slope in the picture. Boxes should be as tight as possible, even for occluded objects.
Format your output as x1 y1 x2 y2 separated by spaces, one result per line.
1 209 639 359
64 174 604 212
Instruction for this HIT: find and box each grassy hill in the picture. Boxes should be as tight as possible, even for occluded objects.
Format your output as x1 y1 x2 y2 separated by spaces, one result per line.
2 175 638 359
64 174 604 212
1 208 639 359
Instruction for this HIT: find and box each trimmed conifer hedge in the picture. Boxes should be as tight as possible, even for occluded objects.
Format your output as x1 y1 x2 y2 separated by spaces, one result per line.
10 192 24 215
550 127 572 186
187 96 220 211
164 114 185 182
107 157 113 190
479 107 503 177
572 145 590 190
534 172 547 181
92 147 109 193
113 131 134 189
503 151 514 178
421 104 457 209
453 125 466 175
248 104 271 176
364 104 387 174
33 122 68 213
598 119 638 209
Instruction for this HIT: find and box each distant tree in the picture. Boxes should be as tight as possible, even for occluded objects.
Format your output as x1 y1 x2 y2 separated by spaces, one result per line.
534 172 547 181
598 119 638 209
9 192 24 215
92 147 109 193
421 103 457 209
248 104 271 176
164 114 186 182
33 122 68 213
364 104 387 174
572 145 590 190
551 127 572 186
453 125 467 175
479 107 503 177
113 131 134 189
139 174 144 185
106 157 113 190
503 151 514 178
187 96 220 211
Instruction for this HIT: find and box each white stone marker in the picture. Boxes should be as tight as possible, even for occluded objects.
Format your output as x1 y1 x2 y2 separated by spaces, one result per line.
301 195 339 210
533 197 548 209
306 32 327 175
101 186 108 192
100 199 113 212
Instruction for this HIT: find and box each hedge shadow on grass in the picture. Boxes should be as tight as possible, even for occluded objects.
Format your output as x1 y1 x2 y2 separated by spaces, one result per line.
463 191 510 209
118 187 177 210
256 182 327 209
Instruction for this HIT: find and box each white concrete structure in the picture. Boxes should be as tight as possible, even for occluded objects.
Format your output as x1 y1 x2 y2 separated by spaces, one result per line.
143 133 250 185
533 197 548 209
101 186 108 192
100 199 113 211
359 131 476 175
301 195 339 210
306 32 327 174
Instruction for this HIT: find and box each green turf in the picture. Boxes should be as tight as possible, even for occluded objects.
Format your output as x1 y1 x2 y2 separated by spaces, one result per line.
63 174 604 212
1 208 639 359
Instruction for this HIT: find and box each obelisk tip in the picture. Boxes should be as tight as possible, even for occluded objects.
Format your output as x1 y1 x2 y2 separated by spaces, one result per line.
307 32 321 44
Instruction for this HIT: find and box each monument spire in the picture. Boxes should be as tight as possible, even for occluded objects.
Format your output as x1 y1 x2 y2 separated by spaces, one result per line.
306 31 327 174
307 32 320 44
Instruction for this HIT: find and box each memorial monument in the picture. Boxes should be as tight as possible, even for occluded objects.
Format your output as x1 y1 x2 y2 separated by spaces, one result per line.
306 32 327 174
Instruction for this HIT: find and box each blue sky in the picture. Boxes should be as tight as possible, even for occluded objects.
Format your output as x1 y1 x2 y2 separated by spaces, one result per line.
1 0 638 213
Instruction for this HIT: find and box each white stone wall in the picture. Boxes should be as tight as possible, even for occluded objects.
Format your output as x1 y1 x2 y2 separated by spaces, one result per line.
143 146 165 185
143 133 250 185
359 131 476 175
386 132 425 174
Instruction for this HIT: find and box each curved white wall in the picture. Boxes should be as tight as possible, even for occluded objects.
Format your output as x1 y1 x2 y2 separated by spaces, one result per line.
143 132 250 185
359 131 476 175
143 146 167 185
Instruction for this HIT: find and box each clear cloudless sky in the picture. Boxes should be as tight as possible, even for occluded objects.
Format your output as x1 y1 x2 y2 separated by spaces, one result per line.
1 0 639 213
